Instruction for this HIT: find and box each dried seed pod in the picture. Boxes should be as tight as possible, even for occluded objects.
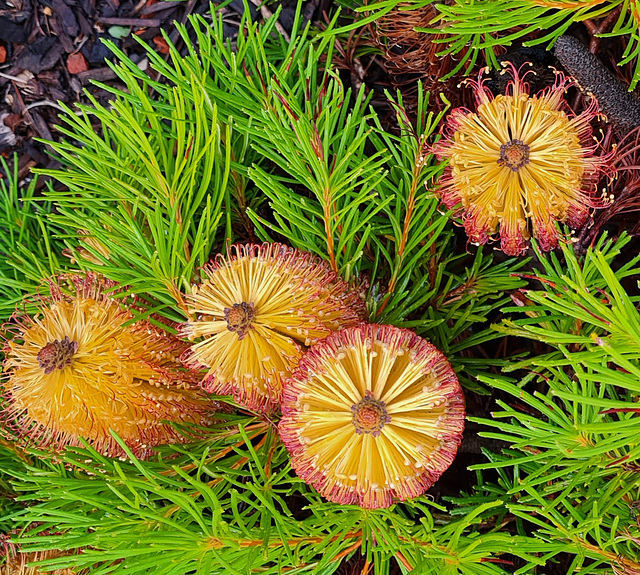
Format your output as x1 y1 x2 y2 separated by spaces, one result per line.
554 35 640 132
372 3 466 109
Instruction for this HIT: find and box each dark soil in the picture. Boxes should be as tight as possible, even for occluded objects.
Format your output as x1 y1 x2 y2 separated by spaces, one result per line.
1 0 205 176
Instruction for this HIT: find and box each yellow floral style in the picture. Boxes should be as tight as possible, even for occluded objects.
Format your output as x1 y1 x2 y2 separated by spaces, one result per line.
279 324 465 509
433 64 612 256
182 243 367 412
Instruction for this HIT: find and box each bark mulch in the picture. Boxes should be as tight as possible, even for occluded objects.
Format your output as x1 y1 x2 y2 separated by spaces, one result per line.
0 0 322 180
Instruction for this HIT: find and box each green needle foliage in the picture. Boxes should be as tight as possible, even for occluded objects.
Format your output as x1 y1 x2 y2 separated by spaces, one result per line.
459 235 640 573
0 442 28 535
37 74 233 323
247 78 390 276
338 0 640 88
0 158 65 319
429 0 640 87
6 420 564 575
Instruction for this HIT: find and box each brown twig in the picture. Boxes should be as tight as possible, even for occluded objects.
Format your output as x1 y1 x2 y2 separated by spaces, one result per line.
322 185 338 272
376 144 425 316
369 3 467 111
530 0 606 8
584 6 623 53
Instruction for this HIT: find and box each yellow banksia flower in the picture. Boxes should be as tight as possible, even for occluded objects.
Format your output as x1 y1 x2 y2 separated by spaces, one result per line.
1 275 214 457
279 324 465 509
182 243 367 413
433 64 612 256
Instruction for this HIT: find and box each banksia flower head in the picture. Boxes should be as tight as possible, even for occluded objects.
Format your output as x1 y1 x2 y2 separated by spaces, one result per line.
279 324 465 509
183 243 367 413
1 275 214 457
433 63 612 256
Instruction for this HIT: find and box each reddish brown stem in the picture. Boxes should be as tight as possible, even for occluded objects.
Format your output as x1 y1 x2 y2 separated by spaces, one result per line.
530 0 606 8
206 530 363 550
331 539 363 562
323 186 338 272
395 552 413 570
376 146 425 316
159 424 267 476
586 7 623 53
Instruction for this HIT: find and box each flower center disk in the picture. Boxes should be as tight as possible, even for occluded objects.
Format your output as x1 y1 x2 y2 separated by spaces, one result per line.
37 336 78 374
224 302 255 340
351 392 391 437
498 139 530 171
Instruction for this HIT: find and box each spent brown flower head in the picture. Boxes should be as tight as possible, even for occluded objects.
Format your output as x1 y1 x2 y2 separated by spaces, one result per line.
372 3 466 109
432 63 613 256
182 243 367 413
62 230 110 266
279 324 465 509
1 275 214 457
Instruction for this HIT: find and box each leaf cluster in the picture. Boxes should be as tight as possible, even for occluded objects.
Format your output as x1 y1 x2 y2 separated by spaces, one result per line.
338 0 640 89
38 69 232 322
30 7 521 358
6 419 566 575
0 158 65 319
458 235 640 573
